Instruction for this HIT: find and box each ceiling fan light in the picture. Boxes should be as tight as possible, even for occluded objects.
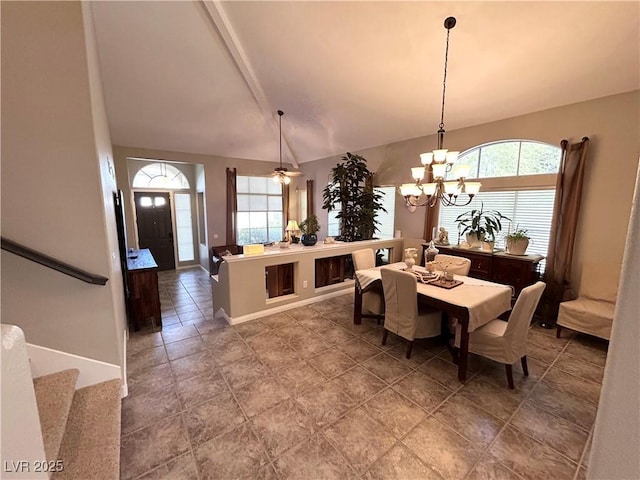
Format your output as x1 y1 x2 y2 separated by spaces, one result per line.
272 175 281 183
283 175 291 185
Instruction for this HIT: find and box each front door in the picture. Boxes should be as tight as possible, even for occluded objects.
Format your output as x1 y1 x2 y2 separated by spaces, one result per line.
134 192 175 271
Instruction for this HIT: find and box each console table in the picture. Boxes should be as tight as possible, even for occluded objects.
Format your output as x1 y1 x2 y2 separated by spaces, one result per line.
422 244 543 297
126 248 162 331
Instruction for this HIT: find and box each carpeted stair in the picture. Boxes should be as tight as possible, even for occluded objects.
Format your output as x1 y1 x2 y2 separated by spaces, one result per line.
33 370 121 479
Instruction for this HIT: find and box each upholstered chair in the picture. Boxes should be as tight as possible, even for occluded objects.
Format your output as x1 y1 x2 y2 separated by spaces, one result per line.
434 254 471 276
381 268 442 359
454 281 546 388
352 248 384 320
557 262 621 340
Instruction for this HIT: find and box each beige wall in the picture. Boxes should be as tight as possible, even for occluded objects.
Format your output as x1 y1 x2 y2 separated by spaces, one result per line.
300 91 640 288
1 1 125 366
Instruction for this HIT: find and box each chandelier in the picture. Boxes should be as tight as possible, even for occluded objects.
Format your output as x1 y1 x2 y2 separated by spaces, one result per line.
399 16 481 210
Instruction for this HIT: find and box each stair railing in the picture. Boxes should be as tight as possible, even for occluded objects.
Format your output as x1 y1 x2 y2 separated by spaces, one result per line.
1 237 109 285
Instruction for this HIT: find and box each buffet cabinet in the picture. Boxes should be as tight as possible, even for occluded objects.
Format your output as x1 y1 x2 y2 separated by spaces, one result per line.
127 249 162 331
423 244 544 297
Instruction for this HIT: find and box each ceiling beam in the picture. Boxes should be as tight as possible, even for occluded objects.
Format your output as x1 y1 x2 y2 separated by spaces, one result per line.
200 1 299 168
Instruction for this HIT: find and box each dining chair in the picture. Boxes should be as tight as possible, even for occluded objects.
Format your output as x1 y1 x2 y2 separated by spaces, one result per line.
352 248 384 322
454 281 546 389
381 268 442 359
434 254 471 276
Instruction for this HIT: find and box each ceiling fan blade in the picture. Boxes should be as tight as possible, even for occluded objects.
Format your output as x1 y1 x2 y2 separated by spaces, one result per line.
284 171 303 177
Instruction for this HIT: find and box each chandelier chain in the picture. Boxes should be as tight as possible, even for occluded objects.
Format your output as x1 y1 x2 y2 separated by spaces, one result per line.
439 26 451 131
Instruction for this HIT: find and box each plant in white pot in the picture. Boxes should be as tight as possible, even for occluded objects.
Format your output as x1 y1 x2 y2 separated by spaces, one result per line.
505 226 531 255
455 203 510 251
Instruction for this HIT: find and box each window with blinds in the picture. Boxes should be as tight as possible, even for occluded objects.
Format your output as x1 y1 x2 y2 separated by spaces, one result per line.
376 186 396 239
236 176 283 245
437 140 561 272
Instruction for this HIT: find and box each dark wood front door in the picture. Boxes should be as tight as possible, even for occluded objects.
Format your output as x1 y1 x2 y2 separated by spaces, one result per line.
134 192 175 271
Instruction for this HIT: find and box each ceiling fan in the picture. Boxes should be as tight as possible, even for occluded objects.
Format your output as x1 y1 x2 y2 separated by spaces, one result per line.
272 110 302 185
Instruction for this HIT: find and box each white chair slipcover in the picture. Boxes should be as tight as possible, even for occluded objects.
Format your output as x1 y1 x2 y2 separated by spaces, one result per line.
454 281 546 388
434 254 471 276
352 248 383 316
557 262 621 340
381 268 441 358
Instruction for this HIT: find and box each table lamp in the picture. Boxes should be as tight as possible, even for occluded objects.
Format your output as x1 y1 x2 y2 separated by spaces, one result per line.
285 220 300 243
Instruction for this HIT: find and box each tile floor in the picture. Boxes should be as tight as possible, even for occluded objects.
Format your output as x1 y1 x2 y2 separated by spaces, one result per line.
121 267 608 480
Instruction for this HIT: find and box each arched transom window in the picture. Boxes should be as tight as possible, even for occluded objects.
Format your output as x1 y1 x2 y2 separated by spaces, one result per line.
438 140 561 270
132 163 190 189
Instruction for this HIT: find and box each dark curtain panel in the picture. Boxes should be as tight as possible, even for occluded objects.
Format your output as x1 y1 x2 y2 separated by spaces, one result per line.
225 167 237 245
422 170 440 242
542 137 589 325
282 184 290 235
306 180 314 218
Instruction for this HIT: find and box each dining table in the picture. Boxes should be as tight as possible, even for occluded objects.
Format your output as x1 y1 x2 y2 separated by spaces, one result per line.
353 262 513 382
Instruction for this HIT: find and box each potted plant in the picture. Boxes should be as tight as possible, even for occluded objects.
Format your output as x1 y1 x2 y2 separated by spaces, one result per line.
322 152 386 242
455 203 510 250
299 214 320 246
505 226 530 255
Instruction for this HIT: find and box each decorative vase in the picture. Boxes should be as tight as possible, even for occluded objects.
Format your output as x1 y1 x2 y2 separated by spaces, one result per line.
506 238 529 255
301 234 317 246
404 248 418 271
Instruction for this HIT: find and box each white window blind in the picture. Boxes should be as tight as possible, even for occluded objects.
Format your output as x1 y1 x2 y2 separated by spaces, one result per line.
376 186 396 239
438 190 555 270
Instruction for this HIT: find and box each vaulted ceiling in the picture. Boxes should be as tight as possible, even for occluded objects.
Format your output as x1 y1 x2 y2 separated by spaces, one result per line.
91 1 639 167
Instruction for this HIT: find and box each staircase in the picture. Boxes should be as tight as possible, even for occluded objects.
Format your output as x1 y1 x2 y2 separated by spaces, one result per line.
1 325 122 479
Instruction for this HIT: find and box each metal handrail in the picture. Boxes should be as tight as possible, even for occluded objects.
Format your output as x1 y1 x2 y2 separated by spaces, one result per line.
1 237 109 286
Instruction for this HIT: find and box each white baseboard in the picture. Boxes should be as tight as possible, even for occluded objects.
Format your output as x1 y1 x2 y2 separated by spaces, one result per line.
26 343 123 393
215 287 352 325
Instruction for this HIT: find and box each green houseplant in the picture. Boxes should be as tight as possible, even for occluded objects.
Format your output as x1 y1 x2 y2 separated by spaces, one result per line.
505 226 530 255
455 203 510 250
299 214 320 246
321 152 386 242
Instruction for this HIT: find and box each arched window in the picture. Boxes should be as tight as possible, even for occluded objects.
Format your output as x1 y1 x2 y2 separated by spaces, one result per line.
132 163 190 189
438 140 561 269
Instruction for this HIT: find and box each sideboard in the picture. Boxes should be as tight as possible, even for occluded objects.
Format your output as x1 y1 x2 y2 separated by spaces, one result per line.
126 248 162 331
422 244 544 297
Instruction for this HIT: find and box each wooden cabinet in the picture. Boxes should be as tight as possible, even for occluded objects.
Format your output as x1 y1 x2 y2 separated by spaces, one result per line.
423 245 543 297
265 263 294 298
315 255 347 288
126 249 162 331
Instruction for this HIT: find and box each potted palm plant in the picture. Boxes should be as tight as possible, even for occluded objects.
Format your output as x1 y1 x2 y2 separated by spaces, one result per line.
321 152 385 242
505 226 531 255
455 203 510 251
299 214 320 246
